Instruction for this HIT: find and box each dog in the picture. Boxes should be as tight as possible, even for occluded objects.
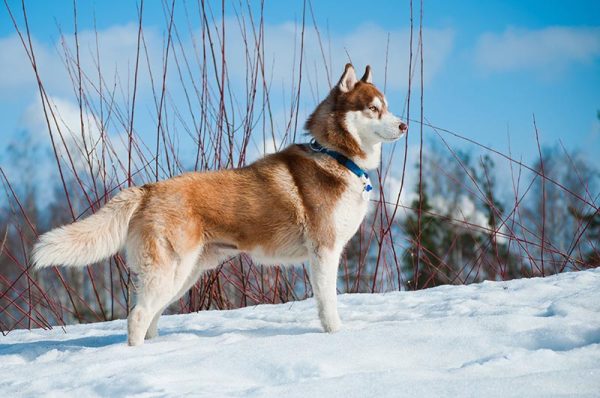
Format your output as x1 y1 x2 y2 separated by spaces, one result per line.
32 64 408 346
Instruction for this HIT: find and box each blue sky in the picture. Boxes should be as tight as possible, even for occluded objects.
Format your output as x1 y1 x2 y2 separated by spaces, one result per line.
0 0 599 190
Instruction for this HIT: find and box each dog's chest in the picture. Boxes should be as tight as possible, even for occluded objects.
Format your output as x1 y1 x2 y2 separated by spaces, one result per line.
332 181 370 245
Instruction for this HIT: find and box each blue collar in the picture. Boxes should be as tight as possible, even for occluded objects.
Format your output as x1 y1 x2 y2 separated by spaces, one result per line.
306 140 373 194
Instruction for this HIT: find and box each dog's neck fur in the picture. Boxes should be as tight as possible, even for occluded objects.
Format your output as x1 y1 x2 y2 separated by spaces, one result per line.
354 141 381 170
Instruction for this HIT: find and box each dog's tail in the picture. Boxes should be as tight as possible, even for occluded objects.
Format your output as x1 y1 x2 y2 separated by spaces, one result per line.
32 187 145 269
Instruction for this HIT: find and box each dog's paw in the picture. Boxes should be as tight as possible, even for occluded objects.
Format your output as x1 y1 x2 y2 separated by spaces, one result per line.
321 316 342 333
127 336 145 346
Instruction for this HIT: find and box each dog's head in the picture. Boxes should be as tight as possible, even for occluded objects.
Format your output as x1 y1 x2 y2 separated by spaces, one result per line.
305 64 407 162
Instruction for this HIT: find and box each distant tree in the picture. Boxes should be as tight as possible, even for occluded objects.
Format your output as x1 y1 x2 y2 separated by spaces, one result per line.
0 131 42 328
401 179 453 289
570 207 600 267
401 147 525 290
342 229 376 293
475 154 521 280
527 146 598 274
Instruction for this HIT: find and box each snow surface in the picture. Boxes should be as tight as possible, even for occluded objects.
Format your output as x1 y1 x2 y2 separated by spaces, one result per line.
1 269 599 397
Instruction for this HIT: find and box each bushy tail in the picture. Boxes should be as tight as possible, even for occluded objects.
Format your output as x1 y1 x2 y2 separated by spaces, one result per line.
32 187 145 268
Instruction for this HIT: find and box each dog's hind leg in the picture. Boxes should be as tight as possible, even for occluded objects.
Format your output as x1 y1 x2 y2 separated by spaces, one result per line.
144 265 201 340
126 244 186 345
144 251 219 340
127 266 176 346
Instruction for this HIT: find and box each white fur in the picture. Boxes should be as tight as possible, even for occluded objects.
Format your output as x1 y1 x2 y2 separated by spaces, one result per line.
333 176 370 245
32 187 145 268
308 174 370 333
308 245 343 332
249 246 308 267
338 65 358 93
372 97 383 110
128 248 204 345
345 108 405 146
344 106 405 170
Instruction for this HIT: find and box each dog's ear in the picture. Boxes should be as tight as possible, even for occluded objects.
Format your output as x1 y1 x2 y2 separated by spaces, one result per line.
337 63 358 93
360 65 372 84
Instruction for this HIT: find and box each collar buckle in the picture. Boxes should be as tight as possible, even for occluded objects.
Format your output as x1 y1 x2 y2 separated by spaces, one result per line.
309 139 326 153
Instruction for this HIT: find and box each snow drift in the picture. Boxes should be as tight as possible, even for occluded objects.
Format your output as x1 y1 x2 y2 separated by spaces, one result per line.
1 269 599 397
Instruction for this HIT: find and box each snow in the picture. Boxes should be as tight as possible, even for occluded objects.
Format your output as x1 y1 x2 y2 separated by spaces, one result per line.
1 269 599 397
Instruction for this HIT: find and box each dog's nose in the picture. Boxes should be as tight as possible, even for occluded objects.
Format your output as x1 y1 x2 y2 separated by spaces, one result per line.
399 122 408 133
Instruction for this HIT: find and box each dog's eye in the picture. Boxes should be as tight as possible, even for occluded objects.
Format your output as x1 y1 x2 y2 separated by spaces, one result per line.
369 106 378 112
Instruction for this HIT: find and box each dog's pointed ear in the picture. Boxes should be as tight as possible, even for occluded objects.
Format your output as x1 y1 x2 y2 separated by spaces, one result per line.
360 65 372 84
338 63 358 93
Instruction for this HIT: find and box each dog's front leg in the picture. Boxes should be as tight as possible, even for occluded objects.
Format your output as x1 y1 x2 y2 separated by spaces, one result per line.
309 247 342 333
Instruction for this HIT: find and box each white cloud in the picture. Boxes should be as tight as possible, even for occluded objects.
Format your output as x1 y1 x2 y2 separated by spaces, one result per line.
0 24 163 100
383 174 414 205
221 20 454 100
431 194 508 244
2 18 453 187
20 95 128 179
1 23 169 184
382 153 417 204
0 35 48 95
0 20 455 104
474 26 600 75
2 95 128 202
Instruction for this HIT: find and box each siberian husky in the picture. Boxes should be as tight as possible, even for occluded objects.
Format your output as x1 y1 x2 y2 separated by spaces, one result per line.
32 64 408 346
